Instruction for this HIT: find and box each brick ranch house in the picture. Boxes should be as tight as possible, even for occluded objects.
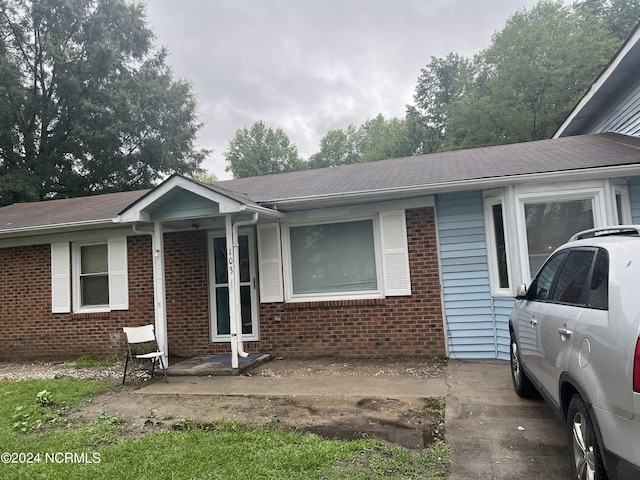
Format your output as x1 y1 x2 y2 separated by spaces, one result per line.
2 23 640 366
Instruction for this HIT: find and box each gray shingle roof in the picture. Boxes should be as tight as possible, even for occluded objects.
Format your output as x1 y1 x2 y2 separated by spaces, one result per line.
1 132 640 233
216 133 640 202
0 190 148 233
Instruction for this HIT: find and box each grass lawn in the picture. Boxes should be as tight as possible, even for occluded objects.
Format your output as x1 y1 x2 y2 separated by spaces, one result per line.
0 378 450 479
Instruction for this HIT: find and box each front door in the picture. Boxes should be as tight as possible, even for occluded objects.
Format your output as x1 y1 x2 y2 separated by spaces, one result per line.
208 231 259 342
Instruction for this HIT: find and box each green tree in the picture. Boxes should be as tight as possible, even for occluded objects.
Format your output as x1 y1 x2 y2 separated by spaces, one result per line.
308 126 359 168
444 1 619 149
224 121 306 178
574 0 640 42
408 0 635 151
0 0 207 206
408 53 474 148
310 114 420 168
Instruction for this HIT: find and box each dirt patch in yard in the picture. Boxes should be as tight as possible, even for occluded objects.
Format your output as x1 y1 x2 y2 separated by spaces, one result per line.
2 357 447 449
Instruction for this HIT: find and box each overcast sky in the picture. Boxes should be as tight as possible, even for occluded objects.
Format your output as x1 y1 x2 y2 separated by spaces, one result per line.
144 0 541 180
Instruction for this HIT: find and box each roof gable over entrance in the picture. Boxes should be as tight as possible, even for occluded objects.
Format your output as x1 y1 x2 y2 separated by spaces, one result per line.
116 174 279 224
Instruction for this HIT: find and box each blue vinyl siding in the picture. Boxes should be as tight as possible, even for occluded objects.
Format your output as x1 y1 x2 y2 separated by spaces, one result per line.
590 80 640 136
436 192 512 360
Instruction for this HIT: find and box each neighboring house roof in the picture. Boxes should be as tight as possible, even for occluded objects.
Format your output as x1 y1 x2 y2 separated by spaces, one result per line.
1 132 640 234
555 22 640 137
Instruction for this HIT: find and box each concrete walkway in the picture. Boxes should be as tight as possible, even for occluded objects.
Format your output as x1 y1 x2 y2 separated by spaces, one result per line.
139 374 448 397
139 359 570 479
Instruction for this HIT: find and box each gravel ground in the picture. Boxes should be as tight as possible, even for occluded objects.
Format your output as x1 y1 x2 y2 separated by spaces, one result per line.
0 356 446 381
0 360 126 381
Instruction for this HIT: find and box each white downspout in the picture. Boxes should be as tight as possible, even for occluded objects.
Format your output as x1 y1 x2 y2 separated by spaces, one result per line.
231 212 259 367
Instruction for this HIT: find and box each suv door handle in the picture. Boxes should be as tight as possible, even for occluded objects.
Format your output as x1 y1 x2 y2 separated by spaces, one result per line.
558 327 572 337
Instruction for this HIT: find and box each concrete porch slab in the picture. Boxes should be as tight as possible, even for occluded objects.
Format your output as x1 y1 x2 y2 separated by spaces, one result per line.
167 353 271 376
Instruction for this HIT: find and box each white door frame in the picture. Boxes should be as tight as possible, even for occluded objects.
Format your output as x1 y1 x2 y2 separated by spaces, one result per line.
207 228 259 342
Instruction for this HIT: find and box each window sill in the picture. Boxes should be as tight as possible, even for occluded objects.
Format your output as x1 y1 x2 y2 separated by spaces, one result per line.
283 297 386 310
70 311 111 320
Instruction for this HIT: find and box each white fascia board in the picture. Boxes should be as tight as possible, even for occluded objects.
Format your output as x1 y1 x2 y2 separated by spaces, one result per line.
0 224 133 248
0 219 116 238
269 164 640 210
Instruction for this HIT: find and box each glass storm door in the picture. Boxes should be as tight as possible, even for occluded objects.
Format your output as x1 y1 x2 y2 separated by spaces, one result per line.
209 233 258 341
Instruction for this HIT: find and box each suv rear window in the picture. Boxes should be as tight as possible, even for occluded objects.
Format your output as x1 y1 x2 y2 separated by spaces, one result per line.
552 250 594 305
587 249 608 310
527 248 609 310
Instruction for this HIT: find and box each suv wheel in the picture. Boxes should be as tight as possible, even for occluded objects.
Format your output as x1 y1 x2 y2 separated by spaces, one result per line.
567 394 606 480
509 332 537 398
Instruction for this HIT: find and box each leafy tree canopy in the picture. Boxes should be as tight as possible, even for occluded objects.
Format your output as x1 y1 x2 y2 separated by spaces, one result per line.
409 0 636 152
0 0 207 206
224 121 306 178
309 115 422 169
224 0 640 176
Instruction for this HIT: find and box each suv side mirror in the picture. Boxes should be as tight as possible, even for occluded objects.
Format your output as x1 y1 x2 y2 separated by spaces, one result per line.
515 284 528 300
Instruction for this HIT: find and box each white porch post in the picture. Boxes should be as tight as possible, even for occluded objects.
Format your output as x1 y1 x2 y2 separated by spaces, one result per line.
152 221 169 366
225 215 240 368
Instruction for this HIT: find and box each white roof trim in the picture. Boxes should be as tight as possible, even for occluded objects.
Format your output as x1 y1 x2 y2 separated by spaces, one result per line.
115 175 281 223
268 164 640 209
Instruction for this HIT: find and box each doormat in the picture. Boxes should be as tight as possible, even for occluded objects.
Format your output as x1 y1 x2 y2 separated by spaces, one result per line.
202 353 263 364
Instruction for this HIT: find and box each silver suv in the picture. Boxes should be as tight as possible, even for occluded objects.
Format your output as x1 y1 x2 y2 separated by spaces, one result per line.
509 226 640 480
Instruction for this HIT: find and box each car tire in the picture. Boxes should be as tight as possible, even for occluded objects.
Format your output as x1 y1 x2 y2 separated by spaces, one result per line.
567 394 607 480
509 333 537 398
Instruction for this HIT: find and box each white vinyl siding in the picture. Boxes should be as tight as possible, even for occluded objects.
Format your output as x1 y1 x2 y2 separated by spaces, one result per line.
257 223 284 303
51 242 71 313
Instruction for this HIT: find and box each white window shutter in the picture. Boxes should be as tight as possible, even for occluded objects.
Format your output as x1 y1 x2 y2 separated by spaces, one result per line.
51 242 71 313
108 237 129 310
380 210 412 296
257 223 284 303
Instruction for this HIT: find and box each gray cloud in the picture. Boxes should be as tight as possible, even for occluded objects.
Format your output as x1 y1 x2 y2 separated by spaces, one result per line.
144 0 540 179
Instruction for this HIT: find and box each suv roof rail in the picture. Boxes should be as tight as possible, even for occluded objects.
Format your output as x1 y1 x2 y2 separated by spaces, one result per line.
570 225 640 241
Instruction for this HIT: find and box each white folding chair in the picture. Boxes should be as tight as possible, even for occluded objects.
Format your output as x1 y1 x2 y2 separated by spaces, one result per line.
122 324 168 388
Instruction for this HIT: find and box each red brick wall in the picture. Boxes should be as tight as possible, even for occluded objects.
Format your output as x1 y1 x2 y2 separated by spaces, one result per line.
0 206 445 361
252 207 446 358
163 231 211 357
0 236 155 361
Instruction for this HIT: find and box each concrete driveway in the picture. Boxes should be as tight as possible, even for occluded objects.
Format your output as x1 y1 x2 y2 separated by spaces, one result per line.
445 360 570 480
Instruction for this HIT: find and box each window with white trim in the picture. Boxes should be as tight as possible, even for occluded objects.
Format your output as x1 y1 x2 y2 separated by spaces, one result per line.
276 210 411 302
514 184 610 282
78 243 109 307
614 185 632 224
484 195 511 295
51 237 130 313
